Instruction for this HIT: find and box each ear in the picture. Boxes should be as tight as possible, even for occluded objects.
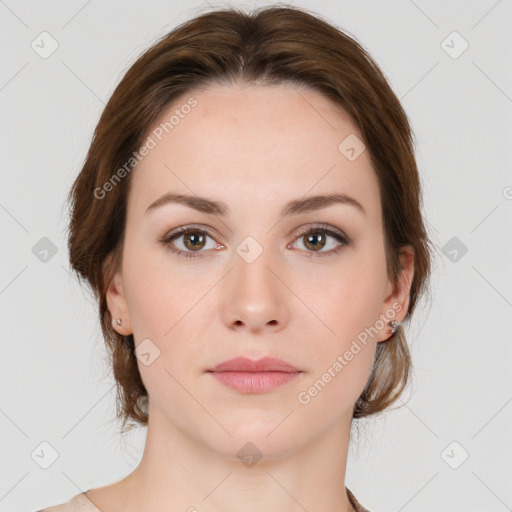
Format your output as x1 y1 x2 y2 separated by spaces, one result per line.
103 253 133 336
375 244 415 342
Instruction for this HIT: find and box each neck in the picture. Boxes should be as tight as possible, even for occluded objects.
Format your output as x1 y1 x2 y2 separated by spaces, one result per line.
111 405 356 512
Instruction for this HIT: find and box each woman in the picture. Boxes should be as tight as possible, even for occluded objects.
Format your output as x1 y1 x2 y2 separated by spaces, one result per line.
38 4 433 511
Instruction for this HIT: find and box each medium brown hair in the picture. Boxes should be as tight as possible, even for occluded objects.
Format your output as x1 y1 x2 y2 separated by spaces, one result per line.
67 4 434 433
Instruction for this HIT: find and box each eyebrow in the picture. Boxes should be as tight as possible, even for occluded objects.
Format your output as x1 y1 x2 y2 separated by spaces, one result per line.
145 192 366 217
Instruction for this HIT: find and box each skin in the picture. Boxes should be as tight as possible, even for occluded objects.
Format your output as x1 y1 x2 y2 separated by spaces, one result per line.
89 82 414 512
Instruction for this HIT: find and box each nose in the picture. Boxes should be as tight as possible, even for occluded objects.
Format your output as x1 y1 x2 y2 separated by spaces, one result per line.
220 248 290 334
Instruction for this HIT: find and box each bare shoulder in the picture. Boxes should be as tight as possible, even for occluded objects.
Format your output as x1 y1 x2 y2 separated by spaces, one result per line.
35 492 93 512
36 481 126 512
35 504 67 512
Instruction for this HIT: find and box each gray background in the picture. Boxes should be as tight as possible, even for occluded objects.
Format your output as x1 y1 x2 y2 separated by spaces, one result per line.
1 1 511 511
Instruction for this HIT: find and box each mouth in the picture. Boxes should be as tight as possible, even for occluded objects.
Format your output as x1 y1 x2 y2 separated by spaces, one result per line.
207 357 303 394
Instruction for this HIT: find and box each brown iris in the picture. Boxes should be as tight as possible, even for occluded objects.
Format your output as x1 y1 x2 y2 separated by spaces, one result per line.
183 232 207 251
303 232 326 251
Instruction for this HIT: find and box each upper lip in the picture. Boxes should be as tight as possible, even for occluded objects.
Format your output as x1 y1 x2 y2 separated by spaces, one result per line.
209 357 301 373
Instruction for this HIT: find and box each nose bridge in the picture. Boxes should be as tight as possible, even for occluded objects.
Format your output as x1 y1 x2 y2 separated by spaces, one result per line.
234 235 281 296
222 234 288 331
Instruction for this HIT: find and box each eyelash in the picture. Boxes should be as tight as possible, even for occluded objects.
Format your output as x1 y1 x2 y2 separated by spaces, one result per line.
157 223 351 260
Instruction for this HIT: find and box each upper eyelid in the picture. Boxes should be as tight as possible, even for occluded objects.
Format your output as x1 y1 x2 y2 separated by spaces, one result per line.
166 224 223 243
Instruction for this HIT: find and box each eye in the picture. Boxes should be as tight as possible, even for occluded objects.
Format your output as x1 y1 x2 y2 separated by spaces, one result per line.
158 225 221 259
158 223 350 260
289 225 350 258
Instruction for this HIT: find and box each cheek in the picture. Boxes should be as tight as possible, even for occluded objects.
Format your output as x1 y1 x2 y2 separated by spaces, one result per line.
315 264 386 343
123 246 214 378
297 275 380 413
299 254 385 391
123 256 204 408
123 242 192 336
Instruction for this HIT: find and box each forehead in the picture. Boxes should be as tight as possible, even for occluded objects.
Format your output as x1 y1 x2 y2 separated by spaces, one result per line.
129 82 380 221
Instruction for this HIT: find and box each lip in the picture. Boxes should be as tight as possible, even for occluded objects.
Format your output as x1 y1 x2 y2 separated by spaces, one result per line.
209 356 301 373
207 357 302 394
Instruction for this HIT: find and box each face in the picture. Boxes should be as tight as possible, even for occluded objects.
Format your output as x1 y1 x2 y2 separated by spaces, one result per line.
106 82 413 460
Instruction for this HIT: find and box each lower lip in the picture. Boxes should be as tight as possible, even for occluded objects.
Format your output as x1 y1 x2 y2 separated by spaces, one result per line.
209 371 301 393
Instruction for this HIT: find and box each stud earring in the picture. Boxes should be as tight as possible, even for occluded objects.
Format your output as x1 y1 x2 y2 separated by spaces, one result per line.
115 318 122 326
389 320 400 334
